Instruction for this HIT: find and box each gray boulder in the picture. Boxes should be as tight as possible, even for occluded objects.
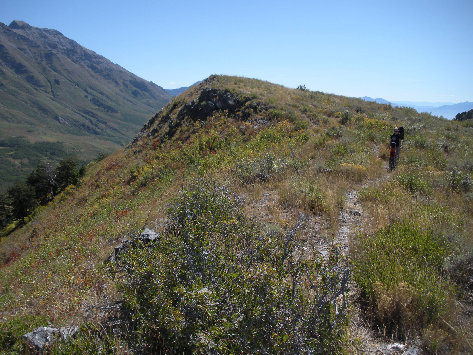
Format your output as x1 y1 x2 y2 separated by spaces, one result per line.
23 327 58 353
138 228 159 243
112 228 160 261
23 326 79 353
59 326 79 341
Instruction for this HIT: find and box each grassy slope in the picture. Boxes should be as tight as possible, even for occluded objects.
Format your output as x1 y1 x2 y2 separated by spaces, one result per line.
0 22 171 190
0 75 472 351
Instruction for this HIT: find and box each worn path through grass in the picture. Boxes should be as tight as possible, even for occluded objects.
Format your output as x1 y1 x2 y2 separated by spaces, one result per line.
334 154 424 354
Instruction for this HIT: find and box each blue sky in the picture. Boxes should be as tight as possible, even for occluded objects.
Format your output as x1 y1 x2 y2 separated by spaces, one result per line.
2 0 472 102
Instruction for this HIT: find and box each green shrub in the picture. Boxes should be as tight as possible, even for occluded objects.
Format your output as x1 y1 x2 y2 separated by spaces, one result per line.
331 142 349 157
50 323 127 354
293 118 309 131
326 126 342 139
340 111 351 125
113 181 349 353
353 222 452 339
279 178 327 214
7 182 37 220
397 172 432 195
412 135 428 149
54 158 81 193
234 153 289 184
268 109 285 120
313 134 328 148
447 168 472 192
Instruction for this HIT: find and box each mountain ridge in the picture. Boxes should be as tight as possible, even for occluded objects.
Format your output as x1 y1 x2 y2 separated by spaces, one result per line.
1 76 472 353
164 81 201 97
361 96 473 119
0 20 172 190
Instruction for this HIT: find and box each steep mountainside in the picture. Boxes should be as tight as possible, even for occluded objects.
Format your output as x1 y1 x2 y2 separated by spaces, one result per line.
1 76 472 353
0 20 171 190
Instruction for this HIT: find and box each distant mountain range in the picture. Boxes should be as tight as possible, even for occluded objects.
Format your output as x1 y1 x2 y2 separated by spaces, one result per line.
361 97 392 105
361 96 473 119
165 81 201 97
0 20 172 190
399 102 473 119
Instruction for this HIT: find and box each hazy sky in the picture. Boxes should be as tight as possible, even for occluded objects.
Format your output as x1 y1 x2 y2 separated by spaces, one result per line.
2 0 472 102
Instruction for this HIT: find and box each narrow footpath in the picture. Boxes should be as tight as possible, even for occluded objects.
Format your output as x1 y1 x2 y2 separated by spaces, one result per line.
331 151 422 354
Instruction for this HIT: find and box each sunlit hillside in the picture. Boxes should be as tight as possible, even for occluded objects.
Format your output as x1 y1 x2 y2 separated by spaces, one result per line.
1 75 472 353
0 21 171 190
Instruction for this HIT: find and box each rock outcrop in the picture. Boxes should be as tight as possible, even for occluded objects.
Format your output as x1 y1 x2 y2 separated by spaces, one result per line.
138 84 272 147
110 228 160 262
23 326 78 353
23 327 58 353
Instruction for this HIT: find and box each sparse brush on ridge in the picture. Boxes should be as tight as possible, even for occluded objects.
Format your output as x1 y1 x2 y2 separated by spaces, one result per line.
111 180 350 353
0 75 472 353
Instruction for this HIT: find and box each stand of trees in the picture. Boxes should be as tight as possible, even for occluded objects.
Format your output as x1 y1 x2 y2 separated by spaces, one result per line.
0 158 85 231
454 108 473 121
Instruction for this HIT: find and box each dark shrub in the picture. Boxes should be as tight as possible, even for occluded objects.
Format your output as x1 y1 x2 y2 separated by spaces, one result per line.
27 163 55 205
7 182 37 220
113 181 349 353
54 158 80 193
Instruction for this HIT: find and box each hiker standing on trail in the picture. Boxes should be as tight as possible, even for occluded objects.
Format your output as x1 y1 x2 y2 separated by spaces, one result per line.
391 127 401 159
389 127 404 170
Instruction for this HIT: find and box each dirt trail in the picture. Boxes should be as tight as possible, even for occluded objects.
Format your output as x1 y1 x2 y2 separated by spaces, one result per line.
335 189 362 255
335 145 390 255
247 146 422 353
331 152 422 354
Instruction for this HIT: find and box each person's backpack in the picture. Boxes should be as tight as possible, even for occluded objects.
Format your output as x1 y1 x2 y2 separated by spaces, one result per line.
390 142 396 157
399 126 404 140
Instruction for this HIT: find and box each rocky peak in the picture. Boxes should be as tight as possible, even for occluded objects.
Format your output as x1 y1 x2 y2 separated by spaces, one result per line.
9 20 32 30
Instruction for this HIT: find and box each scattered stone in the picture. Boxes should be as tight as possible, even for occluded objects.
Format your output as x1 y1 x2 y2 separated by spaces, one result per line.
177 88 246 123
403 346 421 355
23 326 79 353
23 327 58 353
387 342 406 351
110 228 160 262
59 326 79 341
138 228 159 243
113 239 131 261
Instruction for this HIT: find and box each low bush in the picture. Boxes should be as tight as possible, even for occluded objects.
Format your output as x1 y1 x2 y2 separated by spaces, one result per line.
313 134 328 149
446 168 472 193
234 153 290 184
112 181 350 353
340 111 351 125
326 126 342 139
353 222 452 339
50 323 129 354
396 171 432 196
279 177 328 214
449 252 473 299
336 163 368 183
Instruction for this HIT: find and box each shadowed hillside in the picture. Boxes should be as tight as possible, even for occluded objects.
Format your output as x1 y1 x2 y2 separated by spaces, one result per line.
0 20 171 190
1 75 472 353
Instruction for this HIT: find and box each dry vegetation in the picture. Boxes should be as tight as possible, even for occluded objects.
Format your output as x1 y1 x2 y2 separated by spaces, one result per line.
1 75 472 353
